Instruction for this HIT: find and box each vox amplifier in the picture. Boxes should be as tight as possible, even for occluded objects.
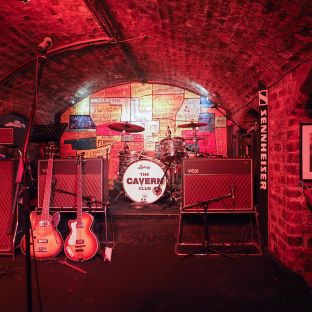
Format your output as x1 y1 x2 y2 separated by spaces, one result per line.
182 158 253 211
0 160 17 254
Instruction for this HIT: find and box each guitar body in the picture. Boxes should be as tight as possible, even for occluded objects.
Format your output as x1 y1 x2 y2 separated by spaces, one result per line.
21 210 63 260
64 212 99 261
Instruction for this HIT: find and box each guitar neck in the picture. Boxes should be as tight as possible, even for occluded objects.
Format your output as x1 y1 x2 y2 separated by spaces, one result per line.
76 159 83 227
42 157 54 219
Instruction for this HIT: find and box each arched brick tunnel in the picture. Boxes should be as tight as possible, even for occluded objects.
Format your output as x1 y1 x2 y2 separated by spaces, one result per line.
0 0 312 297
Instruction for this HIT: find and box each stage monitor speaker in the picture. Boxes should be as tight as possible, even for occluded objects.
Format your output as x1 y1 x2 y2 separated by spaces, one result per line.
182 158 253 211
38 158 108 210
0 160 17 254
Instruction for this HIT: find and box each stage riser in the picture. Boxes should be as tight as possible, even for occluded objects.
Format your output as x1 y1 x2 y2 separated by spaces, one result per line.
177 214 258 244
49 214 179 244
13 212 258 246
110 215 178 243
100 214 256 244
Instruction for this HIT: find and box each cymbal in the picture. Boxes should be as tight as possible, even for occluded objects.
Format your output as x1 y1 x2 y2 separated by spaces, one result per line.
177 122 208 129
107 122 145 133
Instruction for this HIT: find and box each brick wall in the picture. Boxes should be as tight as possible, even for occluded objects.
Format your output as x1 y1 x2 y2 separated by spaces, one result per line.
269 60 312 287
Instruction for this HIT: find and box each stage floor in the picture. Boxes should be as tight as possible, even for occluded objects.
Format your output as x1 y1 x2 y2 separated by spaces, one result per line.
0 243 311 312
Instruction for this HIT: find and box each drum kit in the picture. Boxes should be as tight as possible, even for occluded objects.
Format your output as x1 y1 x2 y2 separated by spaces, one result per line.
108 121 208 206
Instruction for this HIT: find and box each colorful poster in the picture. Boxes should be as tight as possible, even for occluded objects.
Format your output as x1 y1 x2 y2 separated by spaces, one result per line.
215 116 227 128
90 103 122 125
69 115 96 130
153 94 184 120
131 96 153 121
70 97 90 115
176 98 201 121
91 84 131 98
153 84 184 95
59 83 227 189
131 83 152 97
185 90 200 99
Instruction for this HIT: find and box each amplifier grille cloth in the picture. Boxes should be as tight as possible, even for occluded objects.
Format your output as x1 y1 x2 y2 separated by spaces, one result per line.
184 174 252 210
0 161 14 252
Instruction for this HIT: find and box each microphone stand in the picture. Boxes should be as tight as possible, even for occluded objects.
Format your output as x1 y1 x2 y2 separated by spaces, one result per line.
183 191 234 258
19 45 50 312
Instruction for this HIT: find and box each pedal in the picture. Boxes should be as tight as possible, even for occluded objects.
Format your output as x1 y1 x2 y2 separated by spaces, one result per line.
103 247 112 262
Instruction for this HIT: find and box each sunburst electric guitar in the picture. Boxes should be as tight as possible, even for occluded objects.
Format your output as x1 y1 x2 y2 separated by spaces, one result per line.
21 149 63 259
64 155 99 261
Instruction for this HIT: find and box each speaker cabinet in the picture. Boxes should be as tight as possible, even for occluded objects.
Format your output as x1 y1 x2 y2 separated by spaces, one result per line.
0 160 16 254
38 158 108 210
182 158 253 211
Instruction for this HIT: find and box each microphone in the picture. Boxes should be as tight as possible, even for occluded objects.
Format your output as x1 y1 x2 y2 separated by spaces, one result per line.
230 184 235 200
37 37 53 54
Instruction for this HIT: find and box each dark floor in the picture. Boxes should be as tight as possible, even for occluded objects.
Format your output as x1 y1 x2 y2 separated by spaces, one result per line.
1 193 311 312
0 242 312 312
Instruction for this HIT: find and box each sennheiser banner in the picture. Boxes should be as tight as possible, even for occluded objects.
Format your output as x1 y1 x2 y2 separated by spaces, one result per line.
258 81 269 246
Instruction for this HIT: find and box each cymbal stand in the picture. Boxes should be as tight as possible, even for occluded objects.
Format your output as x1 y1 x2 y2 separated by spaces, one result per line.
158 157 181 208
113 139 129 202
192 127 199 158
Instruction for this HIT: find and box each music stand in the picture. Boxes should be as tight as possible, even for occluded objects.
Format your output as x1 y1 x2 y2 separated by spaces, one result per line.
30 123 67 143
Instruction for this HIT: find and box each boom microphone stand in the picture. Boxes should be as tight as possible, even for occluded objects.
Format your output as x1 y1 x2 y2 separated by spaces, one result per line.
17 38 52 312
183 187 235 257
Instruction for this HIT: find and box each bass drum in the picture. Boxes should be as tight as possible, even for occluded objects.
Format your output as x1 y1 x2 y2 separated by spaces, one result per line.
122 159 166 204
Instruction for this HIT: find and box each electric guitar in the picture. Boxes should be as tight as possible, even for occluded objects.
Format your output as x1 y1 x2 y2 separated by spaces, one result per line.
64 154 99 261
21 148 63 259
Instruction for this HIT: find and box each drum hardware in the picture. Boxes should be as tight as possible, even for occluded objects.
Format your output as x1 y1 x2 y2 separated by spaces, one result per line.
177 121 208 129
178 121 207 158
107 122 145 133
158 137 187 163
108 122 146 203
166 126 172 138
155 155 182 208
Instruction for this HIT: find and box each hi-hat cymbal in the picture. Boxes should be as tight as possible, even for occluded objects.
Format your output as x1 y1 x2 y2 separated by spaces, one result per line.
177 122 208 129
107 122 145 133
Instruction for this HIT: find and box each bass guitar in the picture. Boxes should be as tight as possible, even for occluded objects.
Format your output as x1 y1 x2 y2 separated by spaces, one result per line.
21 147 63 259
64 154 99 261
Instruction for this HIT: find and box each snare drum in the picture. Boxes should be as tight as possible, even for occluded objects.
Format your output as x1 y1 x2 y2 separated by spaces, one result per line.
159 137 186 162
122 159 166 203
173 137 186 159
159 138 175 162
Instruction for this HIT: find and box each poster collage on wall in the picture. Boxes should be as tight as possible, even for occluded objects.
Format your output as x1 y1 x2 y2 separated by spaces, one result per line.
59 83 227 188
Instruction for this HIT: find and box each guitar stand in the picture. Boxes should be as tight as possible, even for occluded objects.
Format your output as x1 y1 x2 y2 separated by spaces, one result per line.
88 198 115 262
55 188 115 261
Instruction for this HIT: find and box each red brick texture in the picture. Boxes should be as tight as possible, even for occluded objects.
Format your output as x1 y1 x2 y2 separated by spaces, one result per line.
269 60 312 287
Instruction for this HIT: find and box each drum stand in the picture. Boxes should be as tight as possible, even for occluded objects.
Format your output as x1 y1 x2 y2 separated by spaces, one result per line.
192 127 200 158
112 143 131 202
158 155 181 208
112 180 126 202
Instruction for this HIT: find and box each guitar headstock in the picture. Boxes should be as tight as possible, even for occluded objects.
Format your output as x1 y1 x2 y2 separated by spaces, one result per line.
77 152 86 165
46 143 56 159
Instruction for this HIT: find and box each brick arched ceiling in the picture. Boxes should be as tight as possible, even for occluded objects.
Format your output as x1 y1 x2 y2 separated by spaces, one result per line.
0 0 311 125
